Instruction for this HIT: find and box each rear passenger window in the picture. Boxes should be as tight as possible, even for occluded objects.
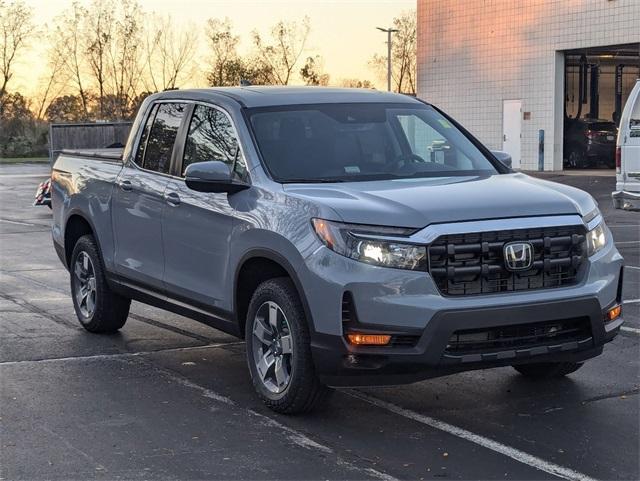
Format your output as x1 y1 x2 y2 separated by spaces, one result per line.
134 104 158 166
183 105 245 178
143 103 185 174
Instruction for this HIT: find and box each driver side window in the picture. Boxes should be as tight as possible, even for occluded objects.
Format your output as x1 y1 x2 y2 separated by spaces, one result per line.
182 104 247 179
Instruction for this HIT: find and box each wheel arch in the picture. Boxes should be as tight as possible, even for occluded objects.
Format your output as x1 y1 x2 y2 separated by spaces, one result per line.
63 212 102 268
234 249 315 338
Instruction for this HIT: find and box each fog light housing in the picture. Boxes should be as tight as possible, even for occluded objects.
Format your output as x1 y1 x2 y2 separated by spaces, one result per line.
605 305 622 323
347 333 391 346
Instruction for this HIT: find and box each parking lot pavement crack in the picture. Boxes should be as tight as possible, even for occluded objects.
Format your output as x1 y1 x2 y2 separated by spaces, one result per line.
0 269 224 343
579 387 639 405
0 341 245 366
128 313 216 343
0 291 79 330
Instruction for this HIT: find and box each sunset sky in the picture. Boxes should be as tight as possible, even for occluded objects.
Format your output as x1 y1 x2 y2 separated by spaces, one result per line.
13 0 415 96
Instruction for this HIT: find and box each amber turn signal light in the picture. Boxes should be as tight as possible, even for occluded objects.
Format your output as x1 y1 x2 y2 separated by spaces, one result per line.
607 305 622 322
347 333 391 346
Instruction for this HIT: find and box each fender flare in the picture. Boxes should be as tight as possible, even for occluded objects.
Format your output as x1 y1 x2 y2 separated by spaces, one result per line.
233 248 317 335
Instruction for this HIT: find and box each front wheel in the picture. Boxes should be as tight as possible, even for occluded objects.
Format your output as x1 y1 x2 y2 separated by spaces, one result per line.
70 235 131 333
513 362 583 379
245 278 333 414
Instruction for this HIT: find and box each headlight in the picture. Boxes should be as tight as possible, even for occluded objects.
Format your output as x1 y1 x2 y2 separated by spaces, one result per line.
586 222 607 256
311 218 427 270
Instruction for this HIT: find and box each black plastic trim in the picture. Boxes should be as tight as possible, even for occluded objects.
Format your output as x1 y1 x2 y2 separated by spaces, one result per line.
107 273 240 337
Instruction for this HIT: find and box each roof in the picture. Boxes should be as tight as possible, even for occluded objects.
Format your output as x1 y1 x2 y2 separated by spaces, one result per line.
150 86 422 108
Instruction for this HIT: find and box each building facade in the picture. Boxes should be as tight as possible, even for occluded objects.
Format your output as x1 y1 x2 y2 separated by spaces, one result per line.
417 0 640 170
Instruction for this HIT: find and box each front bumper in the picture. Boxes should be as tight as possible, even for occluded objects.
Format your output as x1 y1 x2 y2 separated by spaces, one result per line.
612 190 640 211
313 296 623 387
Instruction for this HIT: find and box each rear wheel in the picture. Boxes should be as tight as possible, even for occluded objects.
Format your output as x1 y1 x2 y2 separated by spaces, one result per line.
513 362 583 379
245 278 333 414
70 235 130 333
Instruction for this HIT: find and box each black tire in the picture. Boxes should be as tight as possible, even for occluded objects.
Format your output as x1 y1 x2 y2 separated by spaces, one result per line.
245 277 333 414
70 235 130 333
513 362 583 379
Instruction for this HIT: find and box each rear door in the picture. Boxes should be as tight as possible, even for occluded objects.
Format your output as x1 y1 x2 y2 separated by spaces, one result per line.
112 102 186 289
161 103 248 309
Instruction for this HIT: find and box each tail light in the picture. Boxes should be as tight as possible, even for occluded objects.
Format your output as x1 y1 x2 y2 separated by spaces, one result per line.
616 146 621 173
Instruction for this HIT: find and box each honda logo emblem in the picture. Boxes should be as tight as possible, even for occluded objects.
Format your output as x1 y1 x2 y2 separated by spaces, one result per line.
504 242 533 271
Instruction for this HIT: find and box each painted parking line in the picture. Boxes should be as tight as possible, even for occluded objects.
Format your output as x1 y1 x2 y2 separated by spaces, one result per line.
621 326 640 334
615 241 640 245
625 266 640 271
346 390 598 481
623 299 640 304
609 225 640 229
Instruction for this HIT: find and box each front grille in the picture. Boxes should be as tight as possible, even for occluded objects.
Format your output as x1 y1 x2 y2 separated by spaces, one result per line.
428 226 586 296
445 317 592 355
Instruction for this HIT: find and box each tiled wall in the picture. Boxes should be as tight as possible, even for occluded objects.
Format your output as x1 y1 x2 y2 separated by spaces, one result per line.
417 0 640 170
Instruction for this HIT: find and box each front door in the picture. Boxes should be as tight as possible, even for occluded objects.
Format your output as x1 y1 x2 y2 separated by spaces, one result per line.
503 100 522 169
112 102 186 289
162 103 247 309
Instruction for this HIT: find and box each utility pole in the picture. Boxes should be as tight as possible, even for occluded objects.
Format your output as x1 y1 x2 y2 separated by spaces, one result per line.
376 27 398 91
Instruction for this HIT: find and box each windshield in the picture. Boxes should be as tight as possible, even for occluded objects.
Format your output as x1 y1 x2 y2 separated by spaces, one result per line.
248 103 500 183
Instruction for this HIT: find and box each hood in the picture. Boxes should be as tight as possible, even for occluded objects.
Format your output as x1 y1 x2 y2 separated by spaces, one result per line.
283 173 596 228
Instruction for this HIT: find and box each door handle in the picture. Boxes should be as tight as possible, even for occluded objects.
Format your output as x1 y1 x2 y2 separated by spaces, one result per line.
117 179 133 191
164 191 181 206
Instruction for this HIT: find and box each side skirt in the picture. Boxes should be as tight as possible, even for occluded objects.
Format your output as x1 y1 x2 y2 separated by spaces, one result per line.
106 274 242 338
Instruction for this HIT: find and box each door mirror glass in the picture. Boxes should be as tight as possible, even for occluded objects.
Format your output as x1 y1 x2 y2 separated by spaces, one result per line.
184 160 248 193
491 150 513 169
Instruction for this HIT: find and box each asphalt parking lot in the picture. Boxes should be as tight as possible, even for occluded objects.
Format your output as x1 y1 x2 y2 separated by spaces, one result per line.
1 163 638 481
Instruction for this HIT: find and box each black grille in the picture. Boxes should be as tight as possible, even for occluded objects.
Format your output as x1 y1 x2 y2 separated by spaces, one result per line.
390 335 420 348
428 226 586 296
446 317 592 355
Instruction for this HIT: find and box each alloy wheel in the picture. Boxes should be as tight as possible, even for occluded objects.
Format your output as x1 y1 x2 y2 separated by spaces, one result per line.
251 301 294 394
74 251 97 318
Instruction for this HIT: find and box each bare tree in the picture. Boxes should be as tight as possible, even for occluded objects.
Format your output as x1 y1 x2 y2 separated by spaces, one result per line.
51 3 91 119
251 17 310 85
370 10 416 94
0 0 35 109
33 45 68 120
106 0 144 118
300 55 329 86
144 14 198 92
205 18 241 87
339 78 374 89
84 0 114 118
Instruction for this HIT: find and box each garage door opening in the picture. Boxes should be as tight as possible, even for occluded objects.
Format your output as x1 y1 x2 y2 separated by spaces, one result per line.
563 43 640 170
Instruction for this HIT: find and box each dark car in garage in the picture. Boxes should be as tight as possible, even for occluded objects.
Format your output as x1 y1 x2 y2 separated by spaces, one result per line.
564 118 617 168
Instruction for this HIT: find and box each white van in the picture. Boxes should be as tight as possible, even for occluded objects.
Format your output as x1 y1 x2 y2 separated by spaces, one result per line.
613 79 640 210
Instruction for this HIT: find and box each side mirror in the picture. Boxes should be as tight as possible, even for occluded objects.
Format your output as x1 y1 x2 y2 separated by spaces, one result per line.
491 150 513 169
184 161 249 194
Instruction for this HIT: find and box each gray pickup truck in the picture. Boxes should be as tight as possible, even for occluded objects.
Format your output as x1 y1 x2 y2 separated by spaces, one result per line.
51 87 624 413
